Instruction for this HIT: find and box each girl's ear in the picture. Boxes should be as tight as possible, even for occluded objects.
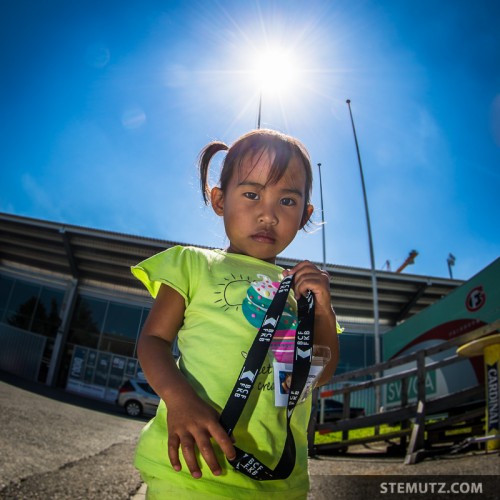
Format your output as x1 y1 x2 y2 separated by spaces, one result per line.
300 204 314 229
210 187 224 216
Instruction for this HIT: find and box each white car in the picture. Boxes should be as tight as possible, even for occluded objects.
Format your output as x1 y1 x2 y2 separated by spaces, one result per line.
116 378 160 417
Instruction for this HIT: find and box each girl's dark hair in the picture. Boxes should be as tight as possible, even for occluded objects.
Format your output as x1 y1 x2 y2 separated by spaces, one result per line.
199 129 313 224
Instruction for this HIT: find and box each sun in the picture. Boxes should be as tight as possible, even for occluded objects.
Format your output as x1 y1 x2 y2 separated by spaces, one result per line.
213 274 252 312
251 46 300 95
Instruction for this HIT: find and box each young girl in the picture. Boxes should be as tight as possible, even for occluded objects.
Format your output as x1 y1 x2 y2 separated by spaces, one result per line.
132 129 340 499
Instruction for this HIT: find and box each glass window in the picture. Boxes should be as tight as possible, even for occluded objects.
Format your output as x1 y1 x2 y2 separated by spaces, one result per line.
139 307 149 334
103 303 142 340
99 302 142 357
99 336 135 357
133 307 150 357
0 275 14 322
32 287 64 338
337 333 367 374
365 334 375 367
5 281 39 330
137 381 157 395
67 296 106 348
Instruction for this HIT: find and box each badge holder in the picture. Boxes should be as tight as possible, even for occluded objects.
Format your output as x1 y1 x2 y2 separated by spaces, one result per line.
274 344 331 407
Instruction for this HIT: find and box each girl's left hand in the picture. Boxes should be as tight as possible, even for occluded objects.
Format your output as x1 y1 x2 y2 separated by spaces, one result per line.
282 261 332 317
283 260 339 384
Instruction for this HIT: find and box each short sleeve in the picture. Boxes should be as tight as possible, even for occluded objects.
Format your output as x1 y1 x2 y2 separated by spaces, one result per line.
131 245 197 302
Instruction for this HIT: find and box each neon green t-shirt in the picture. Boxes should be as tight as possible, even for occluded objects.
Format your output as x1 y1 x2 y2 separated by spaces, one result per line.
131 246 312 499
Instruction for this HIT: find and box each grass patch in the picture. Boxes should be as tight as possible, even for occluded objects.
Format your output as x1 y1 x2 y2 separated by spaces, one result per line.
315 423 404 445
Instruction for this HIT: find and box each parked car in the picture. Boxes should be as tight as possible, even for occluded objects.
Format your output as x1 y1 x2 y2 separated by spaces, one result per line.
116 378 160 417
316 399 365 422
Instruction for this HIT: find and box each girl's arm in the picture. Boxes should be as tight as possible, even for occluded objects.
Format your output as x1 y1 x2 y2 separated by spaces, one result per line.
283 261 339 386
137 283 236 479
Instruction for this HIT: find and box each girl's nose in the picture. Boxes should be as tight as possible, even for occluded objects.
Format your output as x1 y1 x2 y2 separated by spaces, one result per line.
258 206 278 225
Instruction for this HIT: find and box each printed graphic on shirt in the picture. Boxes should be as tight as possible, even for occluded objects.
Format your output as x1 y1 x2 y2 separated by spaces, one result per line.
241 274 298 363
213 274 252 312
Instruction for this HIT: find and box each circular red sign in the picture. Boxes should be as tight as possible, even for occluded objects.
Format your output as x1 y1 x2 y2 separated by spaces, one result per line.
466 285 486 312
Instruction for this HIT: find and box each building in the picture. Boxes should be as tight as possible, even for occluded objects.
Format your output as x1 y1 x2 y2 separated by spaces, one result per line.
0 212 461 402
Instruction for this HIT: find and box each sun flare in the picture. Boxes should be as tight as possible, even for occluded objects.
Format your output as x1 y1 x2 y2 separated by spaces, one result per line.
252 46 300 94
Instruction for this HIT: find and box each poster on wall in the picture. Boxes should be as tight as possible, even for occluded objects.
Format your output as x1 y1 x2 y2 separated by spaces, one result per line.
70 346 87 379
108 355 126 389
66 346 141 402
67 346 105 399
125 359 137 377
94 352 111 386
87 350 97 367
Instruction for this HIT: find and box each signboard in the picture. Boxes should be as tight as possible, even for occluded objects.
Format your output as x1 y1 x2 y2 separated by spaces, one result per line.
382 258 499 404
386 370 437 405
384 258 499 361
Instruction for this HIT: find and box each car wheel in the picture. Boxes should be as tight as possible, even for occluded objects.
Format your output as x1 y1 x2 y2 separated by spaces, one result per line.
125 400 143 417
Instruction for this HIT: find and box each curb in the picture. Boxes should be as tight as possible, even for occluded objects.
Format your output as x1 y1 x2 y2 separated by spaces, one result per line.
131 483 147 499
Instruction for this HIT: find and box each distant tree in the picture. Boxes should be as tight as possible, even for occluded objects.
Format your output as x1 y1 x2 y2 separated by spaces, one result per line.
7 297 37 330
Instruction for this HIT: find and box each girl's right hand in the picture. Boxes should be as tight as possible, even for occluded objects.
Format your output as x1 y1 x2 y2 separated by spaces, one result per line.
166 389 237 479
137 283 236 478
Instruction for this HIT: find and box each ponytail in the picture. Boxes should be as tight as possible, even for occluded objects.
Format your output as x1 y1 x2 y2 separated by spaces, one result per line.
199 141 228 205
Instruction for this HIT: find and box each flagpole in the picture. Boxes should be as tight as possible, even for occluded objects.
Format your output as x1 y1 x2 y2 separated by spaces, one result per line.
346 99 381 414
317 163 327 271
257 91 262 129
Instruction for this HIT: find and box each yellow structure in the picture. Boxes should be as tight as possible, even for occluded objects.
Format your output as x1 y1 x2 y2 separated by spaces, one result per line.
457 333 500 451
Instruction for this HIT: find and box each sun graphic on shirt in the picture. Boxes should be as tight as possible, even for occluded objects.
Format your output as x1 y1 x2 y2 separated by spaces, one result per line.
213 274 252 312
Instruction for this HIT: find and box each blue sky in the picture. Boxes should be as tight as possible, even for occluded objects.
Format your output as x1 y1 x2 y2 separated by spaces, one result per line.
1 0 499 281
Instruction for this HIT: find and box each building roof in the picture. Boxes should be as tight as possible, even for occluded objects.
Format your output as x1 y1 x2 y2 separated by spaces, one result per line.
0 212 463 327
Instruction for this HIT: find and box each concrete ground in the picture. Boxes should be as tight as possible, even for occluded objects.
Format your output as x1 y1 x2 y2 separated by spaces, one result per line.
1 371 498 499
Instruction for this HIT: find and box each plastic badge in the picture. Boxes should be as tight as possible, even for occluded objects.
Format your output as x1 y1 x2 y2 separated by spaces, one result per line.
273 345 331 407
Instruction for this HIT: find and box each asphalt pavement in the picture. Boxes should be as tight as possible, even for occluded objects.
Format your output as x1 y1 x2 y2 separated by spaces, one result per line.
0 370 145 499
2 370 499 499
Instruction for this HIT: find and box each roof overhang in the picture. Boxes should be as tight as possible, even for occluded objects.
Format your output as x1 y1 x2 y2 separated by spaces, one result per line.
0 212 463 327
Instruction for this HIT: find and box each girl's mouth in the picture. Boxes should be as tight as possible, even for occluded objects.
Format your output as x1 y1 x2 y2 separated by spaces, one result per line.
251 232 276 244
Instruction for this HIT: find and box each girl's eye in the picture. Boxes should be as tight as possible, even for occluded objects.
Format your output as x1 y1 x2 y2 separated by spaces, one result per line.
243 192 259 200
281 198 296 206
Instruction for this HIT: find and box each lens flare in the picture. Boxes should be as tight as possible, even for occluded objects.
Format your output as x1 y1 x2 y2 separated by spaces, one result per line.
253 47 299 93
252 47 299 94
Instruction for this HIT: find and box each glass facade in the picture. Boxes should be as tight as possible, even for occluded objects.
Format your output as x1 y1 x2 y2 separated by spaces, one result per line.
66 295 147 357
0 274 65 382
0 276 64 336
0 272 378 404
0 277 64 338
336 332 375 375
326 331 379 414
0 273 154 392
67 296 107 349
61 294 152 394
100 302 144 356
0 275 14 321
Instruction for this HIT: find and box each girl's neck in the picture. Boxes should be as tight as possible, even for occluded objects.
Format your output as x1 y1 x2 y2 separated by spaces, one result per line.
224 245 277 265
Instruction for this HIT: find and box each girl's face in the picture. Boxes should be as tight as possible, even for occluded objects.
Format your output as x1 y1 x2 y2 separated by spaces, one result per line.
211 150 313 263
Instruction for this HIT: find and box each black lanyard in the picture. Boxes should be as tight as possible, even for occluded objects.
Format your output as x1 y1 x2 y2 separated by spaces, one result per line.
219 275 315 481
